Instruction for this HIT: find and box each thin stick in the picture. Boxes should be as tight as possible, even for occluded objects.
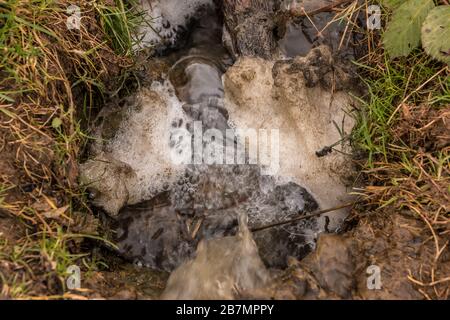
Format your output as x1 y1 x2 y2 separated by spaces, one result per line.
289 0 355 17
250 202 355 233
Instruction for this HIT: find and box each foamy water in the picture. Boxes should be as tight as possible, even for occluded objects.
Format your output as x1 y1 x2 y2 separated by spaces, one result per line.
135 0 214 50
82 2 356 277
115 64 322 269
104 81 189 205
161 212 270 299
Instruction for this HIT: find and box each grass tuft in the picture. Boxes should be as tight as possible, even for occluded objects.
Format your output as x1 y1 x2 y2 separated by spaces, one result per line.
0 0 138 298
352 0 449 299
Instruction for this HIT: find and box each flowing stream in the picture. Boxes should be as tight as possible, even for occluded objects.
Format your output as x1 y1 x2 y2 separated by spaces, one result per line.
116 3 321 271
80 0 360 298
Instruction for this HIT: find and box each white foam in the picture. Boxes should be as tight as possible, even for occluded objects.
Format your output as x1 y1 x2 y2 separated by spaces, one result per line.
223 56 357 230
108 81 188 204
135 0 214 50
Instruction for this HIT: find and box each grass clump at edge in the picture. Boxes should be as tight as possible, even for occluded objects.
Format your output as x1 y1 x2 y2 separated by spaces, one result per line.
351 1 449 300
0 0 139 298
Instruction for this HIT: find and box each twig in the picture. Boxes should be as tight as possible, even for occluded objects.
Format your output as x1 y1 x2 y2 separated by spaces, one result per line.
289 0 355 17
315 134 350 157
250 202 355 233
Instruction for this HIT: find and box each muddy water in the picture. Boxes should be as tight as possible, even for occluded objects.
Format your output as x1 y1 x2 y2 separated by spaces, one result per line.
161 212 270 299
116 165 320 271
115 6 321 271
278 8 365 60
278 21 313 58
82 1 359 299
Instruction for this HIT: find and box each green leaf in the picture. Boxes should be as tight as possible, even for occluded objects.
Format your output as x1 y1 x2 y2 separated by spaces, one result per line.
0 93 14 103
421 6 450 65
383 0 435 58
381 0 406 10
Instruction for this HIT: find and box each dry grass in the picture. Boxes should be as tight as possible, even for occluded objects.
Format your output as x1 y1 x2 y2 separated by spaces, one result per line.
0 0 136 298
300 0 449 299
350 0 450 299
357 103 450 298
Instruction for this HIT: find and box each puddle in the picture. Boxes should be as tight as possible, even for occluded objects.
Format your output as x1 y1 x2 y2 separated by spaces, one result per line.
135 0 215 50
115 165 320 271
81 0 360 298
161 212 270 299
278 21 313 58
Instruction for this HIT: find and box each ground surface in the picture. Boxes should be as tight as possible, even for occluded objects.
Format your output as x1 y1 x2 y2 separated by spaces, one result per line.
0 0 449 299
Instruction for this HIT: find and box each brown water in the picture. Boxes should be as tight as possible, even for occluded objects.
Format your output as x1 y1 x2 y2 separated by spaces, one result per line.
80 1 361 299
161 212 271 299
114 4 323 272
